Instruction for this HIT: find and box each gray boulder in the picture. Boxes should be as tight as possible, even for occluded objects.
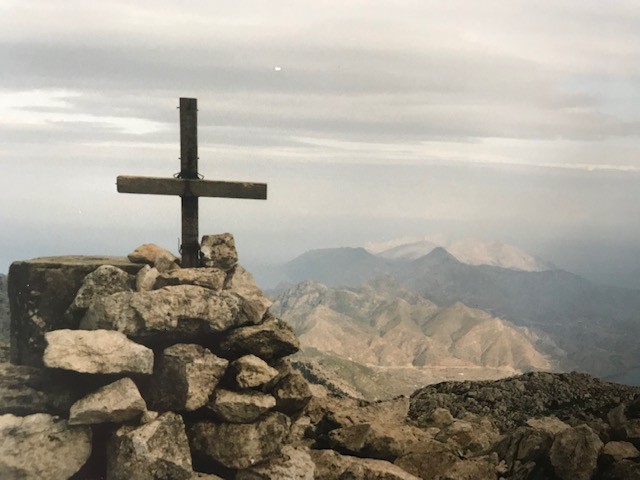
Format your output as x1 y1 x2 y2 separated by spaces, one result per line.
8 256 144 367
81 285 244 338
0 363 49 415
236 446 315 480
0 413 92 480
200 233 238 270
144 343 228 411
601 441 640 463
272 372 313 414
154 250 181 272
69 377 147 425
220 316 300 360
329 422 431 462
226 266 272 324
310 449 419 480
43 329 153 374
67 265 133 317
136 265 160 292
208 389 276 423
550 424 603 480
107 412 192 480
188 412 291 469
232 354 279 388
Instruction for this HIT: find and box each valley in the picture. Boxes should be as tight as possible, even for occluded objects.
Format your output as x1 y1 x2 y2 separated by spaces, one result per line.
262 237 640 397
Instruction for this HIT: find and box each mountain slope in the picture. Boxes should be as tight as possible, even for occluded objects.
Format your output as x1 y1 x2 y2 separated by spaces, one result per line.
273 280 552 392
266 245 640 380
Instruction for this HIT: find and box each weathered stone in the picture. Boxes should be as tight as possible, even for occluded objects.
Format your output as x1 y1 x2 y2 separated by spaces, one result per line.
232 354 279 388
67 265 133 316
526 415 571 435
192 474 225 480
154 251 181 272
0 413 92 480
200 233 238 270
624 419 640 446
107 412 192 480
435 416 501 454
8 256 144 367
69 378 147 425
329 422 432 461
601 459 640 480
43 329 153 374
426 407 454 428
236 446 315 480
272 372 312 414
0 362 49 415
226 265 272 324
311 449 419 480
136 265 159 291
81 285 243 338
144 344 228 411
608 404 627 430
128 243 179 266
208 389 276 423
493 425 555 479
436 455 499 480
324 395 411 430
550 424 603 480
156 268 227 290
188 412 291 470
220 316 300 360
602 441 640 462
393 442 462 480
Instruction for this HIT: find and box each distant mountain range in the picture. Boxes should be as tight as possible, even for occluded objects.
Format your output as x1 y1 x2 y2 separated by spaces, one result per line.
259 240 640 388
365 236 554 271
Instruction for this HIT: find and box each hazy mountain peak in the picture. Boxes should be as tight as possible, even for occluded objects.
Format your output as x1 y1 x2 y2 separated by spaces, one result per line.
413 246 460 265
367 235 552 272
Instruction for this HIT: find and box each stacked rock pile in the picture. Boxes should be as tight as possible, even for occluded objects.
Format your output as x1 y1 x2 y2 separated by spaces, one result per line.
1 234 313 479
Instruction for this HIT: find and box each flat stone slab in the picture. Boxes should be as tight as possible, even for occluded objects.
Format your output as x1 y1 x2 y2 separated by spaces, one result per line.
43 329 154 374
8 256 144 367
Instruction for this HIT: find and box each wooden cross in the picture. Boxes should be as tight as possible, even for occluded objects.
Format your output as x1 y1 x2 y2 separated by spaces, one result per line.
117 98 267 268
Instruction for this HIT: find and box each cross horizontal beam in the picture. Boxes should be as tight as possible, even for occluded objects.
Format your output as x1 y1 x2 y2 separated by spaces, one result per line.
117 176 267 200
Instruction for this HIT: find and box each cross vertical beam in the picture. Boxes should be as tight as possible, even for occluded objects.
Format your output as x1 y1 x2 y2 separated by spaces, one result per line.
180 98 199 267
116 97 267 268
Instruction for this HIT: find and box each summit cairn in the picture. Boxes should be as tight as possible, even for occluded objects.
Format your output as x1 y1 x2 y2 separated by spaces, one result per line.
3 235 315 478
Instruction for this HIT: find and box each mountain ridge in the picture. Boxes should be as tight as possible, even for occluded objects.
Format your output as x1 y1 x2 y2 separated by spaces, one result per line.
272 279 553 398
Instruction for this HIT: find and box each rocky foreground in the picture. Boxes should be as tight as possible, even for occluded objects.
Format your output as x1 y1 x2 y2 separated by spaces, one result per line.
1 238 640 479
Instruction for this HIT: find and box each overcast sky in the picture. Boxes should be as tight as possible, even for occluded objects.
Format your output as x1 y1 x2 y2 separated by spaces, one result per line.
1 1 639 287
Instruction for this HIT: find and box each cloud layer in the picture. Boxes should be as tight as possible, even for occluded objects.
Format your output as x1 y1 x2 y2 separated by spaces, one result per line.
1 1 640 286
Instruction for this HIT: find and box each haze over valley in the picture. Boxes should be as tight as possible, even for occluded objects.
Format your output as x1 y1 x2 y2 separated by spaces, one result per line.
257 236 640 398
